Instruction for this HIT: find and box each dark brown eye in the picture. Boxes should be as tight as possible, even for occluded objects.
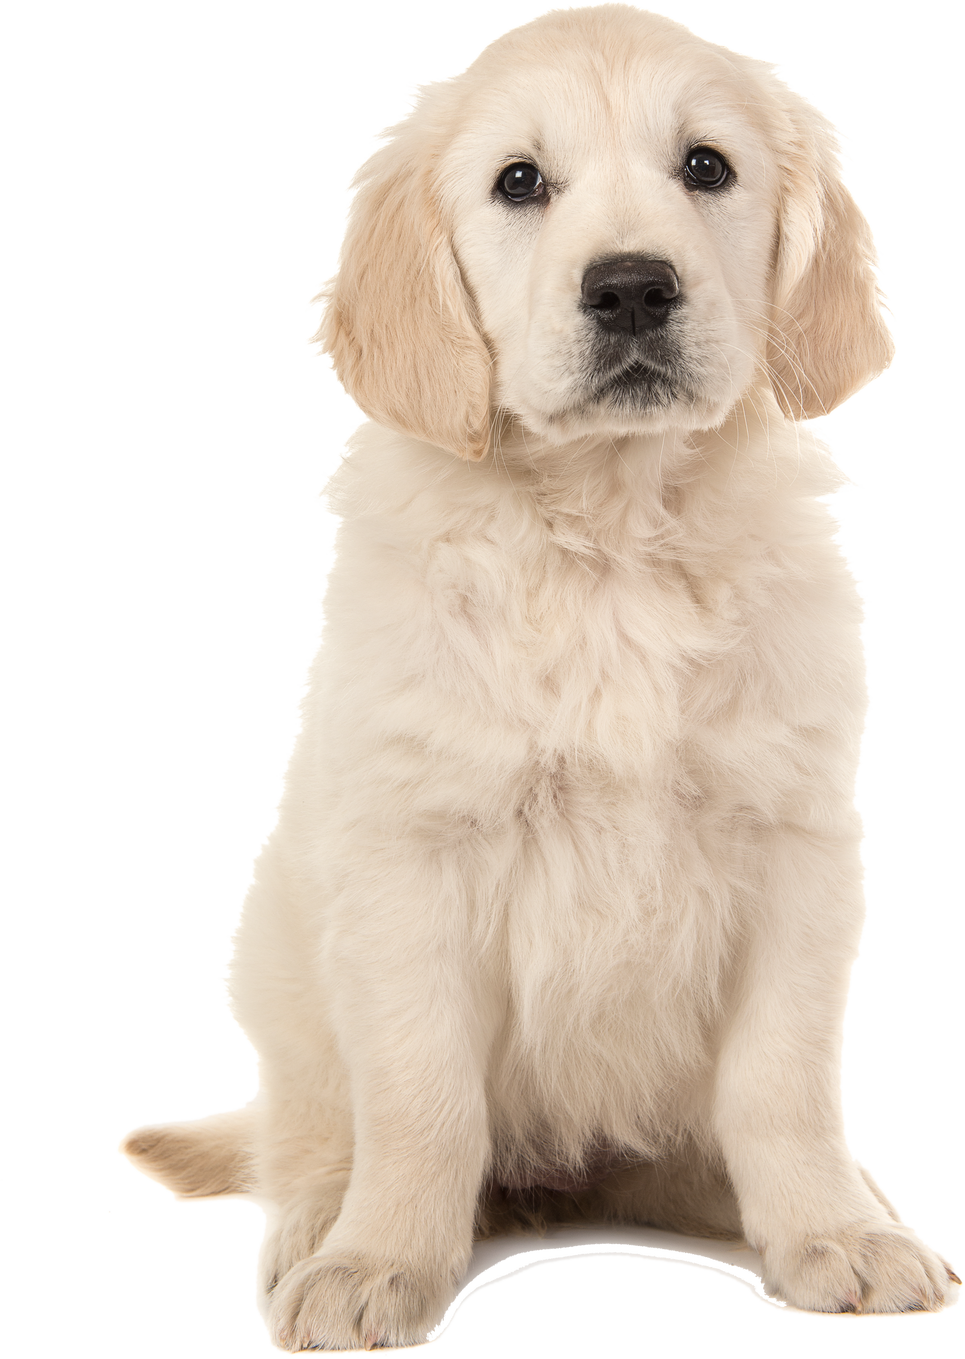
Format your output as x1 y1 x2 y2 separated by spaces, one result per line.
497 161 544 201
684 147 730 190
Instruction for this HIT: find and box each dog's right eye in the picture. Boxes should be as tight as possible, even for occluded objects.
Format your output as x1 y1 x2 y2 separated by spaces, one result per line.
497 162 544 201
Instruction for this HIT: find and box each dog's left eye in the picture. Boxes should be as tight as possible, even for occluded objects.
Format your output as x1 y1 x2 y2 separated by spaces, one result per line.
683 147 731 189
497 162 545 201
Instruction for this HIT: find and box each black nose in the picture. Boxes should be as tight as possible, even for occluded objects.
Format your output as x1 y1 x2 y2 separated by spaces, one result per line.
581 257 680 334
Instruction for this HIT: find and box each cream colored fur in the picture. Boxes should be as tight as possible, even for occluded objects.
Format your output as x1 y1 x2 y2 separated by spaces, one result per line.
124 6 957 1347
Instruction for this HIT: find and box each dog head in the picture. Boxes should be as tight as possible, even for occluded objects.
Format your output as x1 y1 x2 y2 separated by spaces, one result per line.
319 5 893 459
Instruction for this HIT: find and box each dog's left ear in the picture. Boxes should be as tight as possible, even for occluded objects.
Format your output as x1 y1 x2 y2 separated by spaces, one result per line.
317 118 493 460
767 111 894 420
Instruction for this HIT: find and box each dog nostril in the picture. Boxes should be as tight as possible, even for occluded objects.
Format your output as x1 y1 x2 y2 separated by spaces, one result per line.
597 290 620 309
644 284 675 309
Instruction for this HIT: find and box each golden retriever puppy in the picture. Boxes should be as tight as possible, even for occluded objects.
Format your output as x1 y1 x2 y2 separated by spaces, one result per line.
124 5 958 1347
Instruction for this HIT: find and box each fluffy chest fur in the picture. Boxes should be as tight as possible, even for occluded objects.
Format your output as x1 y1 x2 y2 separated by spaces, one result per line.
295 395 864 1171
317 396 861 805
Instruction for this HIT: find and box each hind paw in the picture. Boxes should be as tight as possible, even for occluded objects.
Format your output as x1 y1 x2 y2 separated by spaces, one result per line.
260 1177 349 1296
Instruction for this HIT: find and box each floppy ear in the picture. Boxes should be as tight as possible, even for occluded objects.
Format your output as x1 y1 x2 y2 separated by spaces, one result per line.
317 130 493 460
767 118 894 420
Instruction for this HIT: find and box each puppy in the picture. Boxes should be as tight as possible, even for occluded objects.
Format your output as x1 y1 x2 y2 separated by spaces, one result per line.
124 5 957 1347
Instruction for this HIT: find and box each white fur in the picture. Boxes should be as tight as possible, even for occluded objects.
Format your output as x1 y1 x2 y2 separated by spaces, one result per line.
124 7 956 1347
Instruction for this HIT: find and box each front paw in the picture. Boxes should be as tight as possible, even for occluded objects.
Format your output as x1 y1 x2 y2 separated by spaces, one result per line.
763 1223 956 1313
268 1250 455 1351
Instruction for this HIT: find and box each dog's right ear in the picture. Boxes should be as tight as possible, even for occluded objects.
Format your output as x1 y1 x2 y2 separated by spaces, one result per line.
317 127 493 461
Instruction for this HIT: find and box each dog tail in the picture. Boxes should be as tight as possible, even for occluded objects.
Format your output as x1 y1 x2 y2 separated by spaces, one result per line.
122 1107 256 1198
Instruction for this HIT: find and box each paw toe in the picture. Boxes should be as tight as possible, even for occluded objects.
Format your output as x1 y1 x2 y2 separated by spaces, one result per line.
768 1224 952 1314
268 1252 450 1351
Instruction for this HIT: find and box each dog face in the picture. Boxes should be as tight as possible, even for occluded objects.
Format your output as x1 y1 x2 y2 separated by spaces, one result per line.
321 6 893 458
442 20 779 442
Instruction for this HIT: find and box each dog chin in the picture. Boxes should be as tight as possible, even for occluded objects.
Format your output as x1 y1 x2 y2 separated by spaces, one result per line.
518 386 736 445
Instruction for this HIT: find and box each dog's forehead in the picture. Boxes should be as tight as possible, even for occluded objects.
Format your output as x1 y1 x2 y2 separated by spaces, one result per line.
467 4 750 86
446 14 770 173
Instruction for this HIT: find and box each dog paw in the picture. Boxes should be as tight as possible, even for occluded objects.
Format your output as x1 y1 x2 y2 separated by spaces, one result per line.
267 1250 454 1351
763 1223 955 1313
260 1179 349 1296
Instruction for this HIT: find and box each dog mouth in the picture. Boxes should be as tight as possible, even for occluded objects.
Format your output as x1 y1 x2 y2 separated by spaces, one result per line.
587 356 681 408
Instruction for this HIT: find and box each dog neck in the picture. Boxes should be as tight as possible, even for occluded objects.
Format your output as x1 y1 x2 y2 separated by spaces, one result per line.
468 384 788 564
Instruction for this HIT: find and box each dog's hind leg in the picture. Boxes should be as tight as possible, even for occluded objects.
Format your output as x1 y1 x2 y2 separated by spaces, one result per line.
580 1137 745 1241
122 1106 256 1198
573 1150 899 1242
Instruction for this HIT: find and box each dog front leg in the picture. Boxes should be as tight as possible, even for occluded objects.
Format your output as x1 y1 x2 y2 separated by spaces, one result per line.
713 825 952 1312
267 850 495 1351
